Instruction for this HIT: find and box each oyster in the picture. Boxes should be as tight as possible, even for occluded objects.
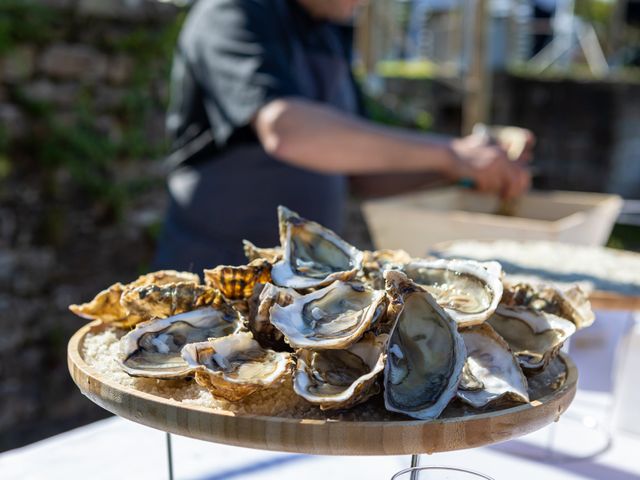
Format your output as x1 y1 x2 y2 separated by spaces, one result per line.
270 206 363 289
248 282 300 350
502 282 595 330
293 332 388 410
488 306 576 373
243 240 283 263
383 271 466 420
204 259 272 300
360 249 412 289
457 324 529 408
120 282 222 320
181 331 292 401
119 306 243 378
270 281 387 349
69 270 201 328
402 259 503 327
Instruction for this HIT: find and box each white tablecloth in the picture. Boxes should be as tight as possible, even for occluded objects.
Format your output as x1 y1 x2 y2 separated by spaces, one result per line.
3 311 640 480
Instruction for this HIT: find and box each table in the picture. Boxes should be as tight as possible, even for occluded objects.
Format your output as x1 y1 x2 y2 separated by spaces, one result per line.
2 310 638 480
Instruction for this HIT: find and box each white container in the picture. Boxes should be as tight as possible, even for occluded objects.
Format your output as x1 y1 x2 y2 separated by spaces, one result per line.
362 188 623 256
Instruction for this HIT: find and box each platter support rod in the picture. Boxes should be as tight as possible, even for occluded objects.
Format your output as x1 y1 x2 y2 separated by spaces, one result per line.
166 432 175 480
410 454 420 480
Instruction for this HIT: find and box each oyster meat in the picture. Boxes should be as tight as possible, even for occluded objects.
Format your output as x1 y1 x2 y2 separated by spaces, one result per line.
293 332 388 410
383 271 466 420
270 206 363 289
270 281 387 349
402 259 503 327
181 331 292 401
119 306 243 378
457 324 529 408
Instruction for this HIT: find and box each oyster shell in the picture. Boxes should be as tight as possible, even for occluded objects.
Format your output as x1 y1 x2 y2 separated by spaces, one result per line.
181 331 292 401
270 206 363 289
248 282 300 350
488 306 576 373
204 259 271 300
457 324 529 408
69 270 201 328
120 282 222 320
270 281 387 349
293 332 388 410
502 282 594 330
360 249 412 289
243 240 283 264
119 306 243 378
402 259 503 327
383 271 466 420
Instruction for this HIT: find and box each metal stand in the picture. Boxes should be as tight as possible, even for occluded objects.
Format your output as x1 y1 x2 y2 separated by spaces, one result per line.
410 454 420 480
166 432 174 480
392 462 495 480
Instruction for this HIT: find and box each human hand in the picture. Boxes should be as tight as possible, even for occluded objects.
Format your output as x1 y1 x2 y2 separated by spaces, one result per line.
448 131 532 199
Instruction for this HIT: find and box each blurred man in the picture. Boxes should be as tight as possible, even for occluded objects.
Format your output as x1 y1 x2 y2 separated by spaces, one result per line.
154 0 532 271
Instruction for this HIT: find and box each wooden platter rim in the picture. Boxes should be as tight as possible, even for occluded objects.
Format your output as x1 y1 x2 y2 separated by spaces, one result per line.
68 321 578 455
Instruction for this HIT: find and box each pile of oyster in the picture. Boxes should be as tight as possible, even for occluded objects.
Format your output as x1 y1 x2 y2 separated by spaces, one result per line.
69 206 594 420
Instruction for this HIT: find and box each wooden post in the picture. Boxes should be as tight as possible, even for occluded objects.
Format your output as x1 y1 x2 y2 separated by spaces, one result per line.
462 0 491 135
608 0 628 58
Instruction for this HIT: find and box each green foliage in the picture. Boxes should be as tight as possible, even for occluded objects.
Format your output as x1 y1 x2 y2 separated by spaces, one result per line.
0 0 61 53
0 3 187 216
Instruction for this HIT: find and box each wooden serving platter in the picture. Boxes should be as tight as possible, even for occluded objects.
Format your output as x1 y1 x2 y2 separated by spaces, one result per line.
68 321 577 456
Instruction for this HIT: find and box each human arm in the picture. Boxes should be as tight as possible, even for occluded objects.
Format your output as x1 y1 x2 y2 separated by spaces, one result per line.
253 98 532 199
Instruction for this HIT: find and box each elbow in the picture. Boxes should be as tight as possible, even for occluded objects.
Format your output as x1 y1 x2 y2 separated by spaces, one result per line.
254 99 297 160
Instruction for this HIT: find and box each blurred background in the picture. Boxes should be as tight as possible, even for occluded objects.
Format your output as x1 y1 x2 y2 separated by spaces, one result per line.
0 0 638 452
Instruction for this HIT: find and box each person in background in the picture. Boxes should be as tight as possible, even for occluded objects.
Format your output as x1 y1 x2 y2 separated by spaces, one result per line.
154 0 534 272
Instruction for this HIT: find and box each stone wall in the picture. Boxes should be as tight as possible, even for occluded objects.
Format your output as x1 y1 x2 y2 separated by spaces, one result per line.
0 0 183 451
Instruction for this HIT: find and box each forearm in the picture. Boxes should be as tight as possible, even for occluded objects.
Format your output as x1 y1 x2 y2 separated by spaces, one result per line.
253 98 456 176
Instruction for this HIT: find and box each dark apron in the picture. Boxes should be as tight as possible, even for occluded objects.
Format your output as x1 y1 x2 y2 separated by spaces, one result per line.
154 0 359 272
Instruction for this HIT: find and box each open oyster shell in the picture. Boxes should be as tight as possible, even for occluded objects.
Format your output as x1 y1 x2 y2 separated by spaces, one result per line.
402 259 503 327
181 331 292 401
359 249 412 289
293 332 388 410
501 282 594 330
118 306 243 378
383 271 466 420
457 324 529 408
204 259 272 300
69 270 202 328
247 282 300 350
270 281 387 349
488 306 576 373
270 206 363 289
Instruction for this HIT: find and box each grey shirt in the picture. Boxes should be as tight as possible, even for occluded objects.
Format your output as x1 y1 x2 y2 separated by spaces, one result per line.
154 0 362 271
